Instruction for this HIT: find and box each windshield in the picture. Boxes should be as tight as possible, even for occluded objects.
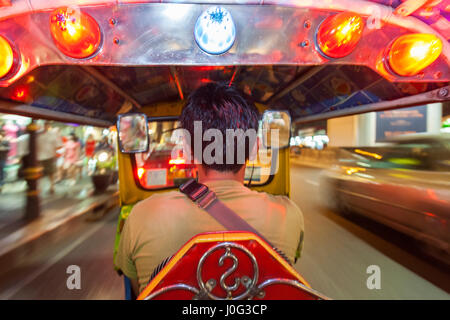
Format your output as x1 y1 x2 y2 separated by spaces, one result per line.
133 120 274 189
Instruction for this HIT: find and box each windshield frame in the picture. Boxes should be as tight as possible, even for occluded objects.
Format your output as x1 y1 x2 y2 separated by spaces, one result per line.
130 116 276 191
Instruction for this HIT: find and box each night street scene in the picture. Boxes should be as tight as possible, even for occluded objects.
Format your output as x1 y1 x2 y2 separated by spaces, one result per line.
0 0 448 306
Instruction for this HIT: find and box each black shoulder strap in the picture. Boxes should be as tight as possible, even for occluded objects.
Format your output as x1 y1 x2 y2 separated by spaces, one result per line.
180 179 293 265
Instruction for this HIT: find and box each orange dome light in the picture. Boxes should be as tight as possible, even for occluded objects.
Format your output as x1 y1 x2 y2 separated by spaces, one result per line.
0 35 14 79
317 12 365 59
50 7 102 59
388 33 443 77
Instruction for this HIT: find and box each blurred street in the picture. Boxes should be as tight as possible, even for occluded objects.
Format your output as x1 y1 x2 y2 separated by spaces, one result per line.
291 164 450 299
0 163 448 300
0 1 449 302
0 177 100 239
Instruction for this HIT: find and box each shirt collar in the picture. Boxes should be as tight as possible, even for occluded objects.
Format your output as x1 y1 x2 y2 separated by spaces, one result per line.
201 179 246 191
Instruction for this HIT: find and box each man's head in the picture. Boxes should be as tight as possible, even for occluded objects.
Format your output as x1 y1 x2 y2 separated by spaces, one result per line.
69 133 77 141
179 83 260 175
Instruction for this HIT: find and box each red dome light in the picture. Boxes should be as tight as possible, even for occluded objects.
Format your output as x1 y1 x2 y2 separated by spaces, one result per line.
12 85 29 101
317 12 365 59
50 7 102 59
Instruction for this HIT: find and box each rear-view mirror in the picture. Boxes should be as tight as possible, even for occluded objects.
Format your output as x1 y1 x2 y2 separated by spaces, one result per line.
117 113 149 153
262 110 291 148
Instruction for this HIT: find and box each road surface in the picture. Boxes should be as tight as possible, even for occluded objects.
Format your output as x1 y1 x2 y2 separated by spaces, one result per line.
291 164 449 299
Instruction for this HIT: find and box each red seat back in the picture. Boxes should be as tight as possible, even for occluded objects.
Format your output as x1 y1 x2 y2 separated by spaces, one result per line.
137 232 327 300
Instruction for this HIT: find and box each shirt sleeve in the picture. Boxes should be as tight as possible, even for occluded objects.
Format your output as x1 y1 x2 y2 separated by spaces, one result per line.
287 199 305 262
295 229 304 262
115 215 138 280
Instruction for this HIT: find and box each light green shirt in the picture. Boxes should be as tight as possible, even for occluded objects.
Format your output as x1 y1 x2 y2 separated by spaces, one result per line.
115 180 304 293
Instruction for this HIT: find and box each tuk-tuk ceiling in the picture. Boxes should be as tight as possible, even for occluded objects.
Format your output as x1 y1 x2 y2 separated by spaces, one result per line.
0 64 447 124
0 0 448 125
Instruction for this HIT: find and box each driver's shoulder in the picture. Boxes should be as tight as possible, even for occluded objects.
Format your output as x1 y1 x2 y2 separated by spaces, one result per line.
250 188 299 208
130 190 193 220
251 190 303 219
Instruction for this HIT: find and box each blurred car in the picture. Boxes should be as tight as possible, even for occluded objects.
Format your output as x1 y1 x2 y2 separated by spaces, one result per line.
321 134 450 262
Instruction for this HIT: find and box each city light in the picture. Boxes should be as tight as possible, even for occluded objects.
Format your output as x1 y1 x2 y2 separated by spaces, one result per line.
97 151 109 162
354 149 382 160
169 158 186 165
137 167 145 179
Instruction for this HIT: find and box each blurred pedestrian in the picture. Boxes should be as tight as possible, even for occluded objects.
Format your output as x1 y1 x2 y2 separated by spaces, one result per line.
96 135 113 152
16 130 29 181
85 134 96 159
0 128 11 192
84 134 96 176
63 133 81 181
52 127 65 182
37 121 62 194
3 120 18 164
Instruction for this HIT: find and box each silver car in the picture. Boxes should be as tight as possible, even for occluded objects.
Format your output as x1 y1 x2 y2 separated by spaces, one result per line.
321 134 450 262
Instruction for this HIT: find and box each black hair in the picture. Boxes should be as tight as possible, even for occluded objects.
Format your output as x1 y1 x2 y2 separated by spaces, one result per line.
69 132 79 142
179 82 260 173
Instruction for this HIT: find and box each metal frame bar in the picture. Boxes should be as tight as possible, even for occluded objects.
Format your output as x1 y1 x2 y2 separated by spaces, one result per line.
294 85 450 124
169 66 184 100
265 66 324 105
81 66 142 110
228 66 239 87
0 99 113 127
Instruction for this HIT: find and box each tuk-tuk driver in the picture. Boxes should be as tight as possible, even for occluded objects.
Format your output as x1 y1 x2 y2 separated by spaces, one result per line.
116 83 305 296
